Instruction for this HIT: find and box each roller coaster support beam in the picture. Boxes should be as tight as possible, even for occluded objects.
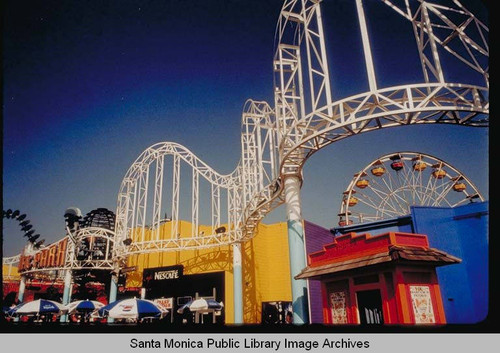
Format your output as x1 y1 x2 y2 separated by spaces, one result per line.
18 275 26 303
14 276 27 322
107 272 119 323
60 269 72 322
233 242 243 324
356 0 378 92
284 175 309 324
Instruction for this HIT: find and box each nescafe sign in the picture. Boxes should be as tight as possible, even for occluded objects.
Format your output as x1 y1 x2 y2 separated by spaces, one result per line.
154 269 180 280
143 265 183 286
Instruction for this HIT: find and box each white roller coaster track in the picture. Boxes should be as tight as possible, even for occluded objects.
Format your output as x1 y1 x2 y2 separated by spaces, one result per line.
113 0 488 260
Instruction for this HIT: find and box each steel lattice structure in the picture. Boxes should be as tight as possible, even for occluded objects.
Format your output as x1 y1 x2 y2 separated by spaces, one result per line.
7 228 116 277
113 101 281 259
111 0 488 262
274 0 487 173
3 208 116 277
3 255 20 280
4 1 488 271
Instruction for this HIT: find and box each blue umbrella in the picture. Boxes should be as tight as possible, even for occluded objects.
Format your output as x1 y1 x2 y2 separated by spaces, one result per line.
9 299 65 316
65 299 105 314
96 298 167 320
177 298 224 314
4 306 16 317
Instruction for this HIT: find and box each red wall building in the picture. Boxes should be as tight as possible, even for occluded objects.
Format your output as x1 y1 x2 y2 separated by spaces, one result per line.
296 232 460 325
2 280 108 306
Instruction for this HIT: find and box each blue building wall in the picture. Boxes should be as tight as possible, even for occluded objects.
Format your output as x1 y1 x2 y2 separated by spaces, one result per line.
411 202 489 324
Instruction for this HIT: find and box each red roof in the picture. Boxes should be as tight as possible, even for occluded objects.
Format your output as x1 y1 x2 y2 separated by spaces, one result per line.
308 231 430 266
296 231 461 280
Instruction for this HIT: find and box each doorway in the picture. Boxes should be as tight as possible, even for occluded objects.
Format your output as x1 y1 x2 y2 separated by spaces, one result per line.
356 290 384 324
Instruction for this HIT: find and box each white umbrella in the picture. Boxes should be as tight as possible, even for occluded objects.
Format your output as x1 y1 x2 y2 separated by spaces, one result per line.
11 299 66 316
177 298 224 314
97 298 167 320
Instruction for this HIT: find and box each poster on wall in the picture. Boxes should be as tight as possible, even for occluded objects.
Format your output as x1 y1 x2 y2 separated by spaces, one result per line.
154 297 173 311
410 285 435 324
330 291 348 324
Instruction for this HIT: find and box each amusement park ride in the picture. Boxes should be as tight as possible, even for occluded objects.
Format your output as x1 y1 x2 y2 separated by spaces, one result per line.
3 0 488 324
338 151 484 226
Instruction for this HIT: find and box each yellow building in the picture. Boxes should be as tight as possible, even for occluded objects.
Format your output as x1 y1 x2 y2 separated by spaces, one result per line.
124 220 293 324
2 263 20 282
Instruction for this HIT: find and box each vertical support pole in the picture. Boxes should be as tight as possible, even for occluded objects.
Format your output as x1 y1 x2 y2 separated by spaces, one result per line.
192 171 199 237
60 270 72 322
284 175 309 324
14 276 27 322
256 120 264 191
108 272 119 323
212 287 217 324
18 275 26 303
233 242 243 324
171 155 180 239
195 292 199 324
152 155 164 241
356 0 378 92
211 184 221 232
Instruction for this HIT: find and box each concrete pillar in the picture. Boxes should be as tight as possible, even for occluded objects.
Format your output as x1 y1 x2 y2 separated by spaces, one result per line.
60 269 72 322
232 242 243 324
14 276 27 322
18 275 26 303
284 175 309 324
107 273 119 323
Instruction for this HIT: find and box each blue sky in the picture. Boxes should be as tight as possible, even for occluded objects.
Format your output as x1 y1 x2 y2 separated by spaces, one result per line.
2 0 488 257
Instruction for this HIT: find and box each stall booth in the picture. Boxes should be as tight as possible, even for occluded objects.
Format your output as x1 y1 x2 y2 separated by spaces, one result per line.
140 265 225 324
296 232 460 325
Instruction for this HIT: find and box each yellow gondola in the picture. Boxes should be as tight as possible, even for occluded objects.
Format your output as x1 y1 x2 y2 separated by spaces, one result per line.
412 161 427 171
355 179 369 189
432 169 446 179
371 166 385 177
347 197 358 207
453 182 466 192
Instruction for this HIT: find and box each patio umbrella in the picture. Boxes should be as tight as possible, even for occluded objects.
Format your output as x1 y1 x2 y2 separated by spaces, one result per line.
10 299 65 316
177 298 224 314
4 306 17 317
96 298 167 320
65 299 105 314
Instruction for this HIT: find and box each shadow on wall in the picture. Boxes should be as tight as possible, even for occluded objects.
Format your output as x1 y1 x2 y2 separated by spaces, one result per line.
243 238 259 323
125 248 232 287
181 249 231 273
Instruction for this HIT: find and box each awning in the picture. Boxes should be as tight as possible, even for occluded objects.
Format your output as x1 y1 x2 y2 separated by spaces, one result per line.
295 245 461 280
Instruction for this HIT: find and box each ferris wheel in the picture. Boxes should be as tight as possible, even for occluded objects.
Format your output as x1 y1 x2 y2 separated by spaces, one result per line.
338 152 484 226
